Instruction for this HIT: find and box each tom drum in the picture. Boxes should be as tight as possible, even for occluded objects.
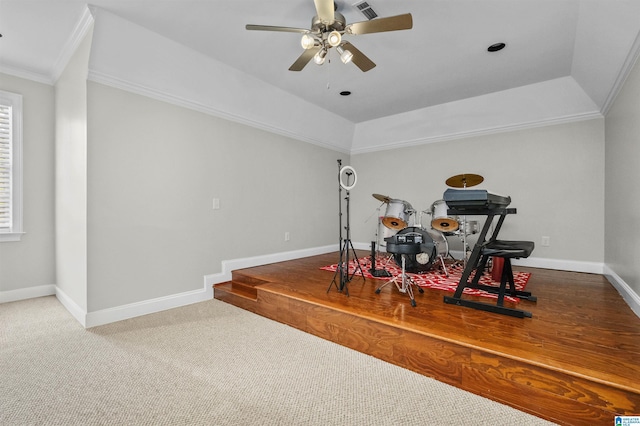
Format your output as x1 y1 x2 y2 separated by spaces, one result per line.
382 199 413 230
430 200 459 233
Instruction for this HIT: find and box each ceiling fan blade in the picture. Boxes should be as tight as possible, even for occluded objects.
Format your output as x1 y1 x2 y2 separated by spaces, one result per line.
346 13 413 35
314 0 335 24
289 47 321 71
246 24 309 33
342 42 376 72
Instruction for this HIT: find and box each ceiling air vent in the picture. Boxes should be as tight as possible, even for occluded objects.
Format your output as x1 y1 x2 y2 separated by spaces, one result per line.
353 1 378 20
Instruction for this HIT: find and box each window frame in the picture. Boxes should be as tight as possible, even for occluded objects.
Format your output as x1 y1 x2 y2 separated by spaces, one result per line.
0 90 24 242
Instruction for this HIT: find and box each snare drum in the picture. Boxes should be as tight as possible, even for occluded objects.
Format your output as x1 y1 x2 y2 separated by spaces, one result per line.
430 200 459 233
382 199 413 230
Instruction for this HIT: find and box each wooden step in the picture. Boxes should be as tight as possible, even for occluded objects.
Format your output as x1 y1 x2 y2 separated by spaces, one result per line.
213 269 274 312
231 270 270 287
214 281 258 300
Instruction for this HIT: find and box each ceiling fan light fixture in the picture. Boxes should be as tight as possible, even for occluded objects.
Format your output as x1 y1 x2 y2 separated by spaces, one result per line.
337 46 353 64
301 34 317 49
314 49 327 65
327 30 342 47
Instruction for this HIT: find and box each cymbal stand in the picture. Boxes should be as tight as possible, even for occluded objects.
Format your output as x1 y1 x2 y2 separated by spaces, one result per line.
461 216 469 268
460 182 469 268
328 162 364 295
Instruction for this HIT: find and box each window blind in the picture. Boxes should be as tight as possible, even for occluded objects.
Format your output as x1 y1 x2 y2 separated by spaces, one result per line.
0 103 12 229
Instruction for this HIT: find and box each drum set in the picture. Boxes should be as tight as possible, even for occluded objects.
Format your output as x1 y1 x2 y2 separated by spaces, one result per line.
371 173 484 276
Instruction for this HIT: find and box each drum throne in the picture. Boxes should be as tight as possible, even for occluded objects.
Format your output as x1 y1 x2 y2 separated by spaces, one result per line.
375 233 430 307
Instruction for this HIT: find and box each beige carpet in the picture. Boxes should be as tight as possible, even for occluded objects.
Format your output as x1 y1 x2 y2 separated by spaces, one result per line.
1 296 556 425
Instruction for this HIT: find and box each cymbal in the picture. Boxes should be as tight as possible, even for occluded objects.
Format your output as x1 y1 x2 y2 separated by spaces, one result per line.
372 193 391 203
445 173 484 188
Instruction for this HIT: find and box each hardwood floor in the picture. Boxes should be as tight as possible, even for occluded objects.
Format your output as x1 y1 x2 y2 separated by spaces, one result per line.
214 250 640 425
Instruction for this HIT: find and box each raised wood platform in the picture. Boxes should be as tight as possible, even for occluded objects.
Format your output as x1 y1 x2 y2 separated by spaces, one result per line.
214 250 640 425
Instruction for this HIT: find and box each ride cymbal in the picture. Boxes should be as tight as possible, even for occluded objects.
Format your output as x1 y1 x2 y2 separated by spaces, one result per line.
372 193 391 203
445 173 484 188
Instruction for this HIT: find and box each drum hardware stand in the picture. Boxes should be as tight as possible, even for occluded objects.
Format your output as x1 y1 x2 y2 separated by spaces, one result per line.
461 215 469 268
369 241 392 277
375 254 423 307
433 251 450 277
369 207 393 277
328 161 364 296
443 173 485 269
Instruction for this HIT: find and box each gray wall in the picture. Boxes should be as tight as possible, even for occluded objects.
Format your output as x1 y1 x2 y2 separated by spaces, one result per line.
351 119 605 266
86 82 342 312
604 55 640 298
0 74 55 293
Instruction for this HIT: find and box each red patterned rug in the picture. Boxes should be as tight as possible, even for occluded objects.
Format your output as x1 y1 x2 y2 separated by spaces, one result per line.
321 256 531 303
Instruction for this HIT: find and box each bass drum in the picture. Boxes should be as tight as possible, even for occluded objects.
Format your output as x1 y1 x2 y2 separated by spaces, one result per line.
390 227 437 274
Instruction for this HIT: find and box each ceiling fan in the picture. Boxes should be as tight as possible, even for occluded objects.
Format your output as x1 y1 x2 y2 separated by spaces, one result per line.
246 0 413 72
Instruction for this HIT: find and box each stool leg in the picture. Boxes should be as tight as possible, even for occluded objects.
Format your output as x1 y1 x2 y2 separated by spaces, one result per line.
497 259 511 306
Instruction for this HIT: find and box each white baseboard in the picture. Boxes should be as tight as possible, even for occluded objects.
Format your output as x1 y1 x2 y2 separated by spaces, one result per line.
7 243 635 326
1 245 337 328
55 286 87 327
0 284 56 303
207 244 338 288
354 242 605 274
509 257 604 274
89 244 338 326
603 265 640 319
84 286 212 328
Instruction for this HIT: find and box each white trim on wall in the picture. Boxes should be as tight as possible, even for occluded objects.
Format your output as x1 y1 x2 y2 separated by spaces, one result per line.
0 284 56 303
601 24 640 115
603 265 640 319
350 111 603 155
206 244 338 287
87 71 350 155
352 242 605 274
4 244 637 324
0 245 337 327
51 6 95 84
84 286 212 328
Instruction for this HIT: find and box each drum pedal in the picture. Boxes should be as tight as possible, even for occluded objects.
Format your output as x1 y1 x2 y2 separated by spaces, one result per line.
370 269 392 277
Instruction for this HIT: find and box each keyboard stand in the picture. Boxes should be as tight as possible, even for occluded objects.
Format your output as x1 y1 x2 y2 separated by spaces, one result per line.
443 207 536 318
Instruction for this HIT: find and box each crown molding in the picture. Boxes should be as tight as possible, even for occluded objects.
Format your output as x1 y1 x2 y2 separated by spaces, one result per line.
87 70 351 155
86 70 603 157
601 27 640 115
349 111 604 155
51 6 95 84
0 65 53 86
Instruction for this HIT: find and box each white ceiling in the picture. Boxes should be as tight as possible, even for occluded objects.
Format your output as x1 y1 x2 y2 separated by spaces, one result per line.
1 1 640 141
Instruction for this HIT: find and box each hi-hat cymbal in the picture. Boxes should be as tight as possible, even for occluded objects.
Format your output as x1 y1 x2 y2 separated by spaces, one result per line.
372 193 391 203
445 173 484 188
